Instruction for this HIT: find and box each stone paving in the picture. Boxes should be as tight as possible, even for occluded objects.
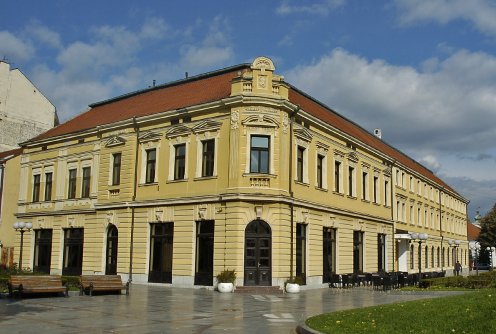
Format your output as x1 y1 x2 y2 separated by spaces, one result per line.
0 284 463 333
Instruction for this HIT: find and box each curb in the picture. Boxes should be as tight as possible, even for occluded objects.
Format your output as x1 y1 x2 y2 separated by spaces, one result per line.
295 323 323 334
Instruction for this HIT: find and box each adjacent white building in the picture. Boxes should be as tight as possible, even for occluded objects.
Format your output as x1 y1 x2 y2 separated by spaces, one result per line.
0 61 58 152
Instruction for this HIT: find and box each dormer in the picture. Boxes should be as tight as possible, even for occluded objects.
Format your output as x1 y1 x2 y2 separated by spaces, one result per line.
231 56 289 100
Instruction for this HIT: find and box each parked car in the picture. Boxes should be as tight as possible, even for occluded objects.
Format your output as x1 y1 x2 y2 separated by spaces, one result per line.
474 263 491 271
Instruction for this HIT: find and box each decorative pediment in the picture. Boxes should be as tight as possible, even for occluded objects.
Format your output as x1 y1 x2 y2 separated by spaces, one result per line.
166 124 191 139
347 151 359 162
294 126 313 142
316 141 329 155
241 114 280 128
104 135 126 148
192 120 222 134
251 56 275 72
139 131 161 143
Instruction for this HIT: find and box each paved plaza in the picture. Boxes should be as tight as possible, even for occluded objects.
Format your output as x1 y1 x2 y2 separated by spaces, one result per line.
0 284 462 333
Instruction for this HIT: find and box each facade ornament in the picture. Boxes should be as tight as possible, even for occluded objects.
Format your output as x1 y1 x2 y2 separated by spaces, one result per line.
231 111 239 130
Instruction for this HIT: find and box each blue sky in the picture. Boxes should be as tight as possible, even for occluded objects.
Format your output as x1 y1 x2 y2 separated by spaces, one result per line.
1 0 496 218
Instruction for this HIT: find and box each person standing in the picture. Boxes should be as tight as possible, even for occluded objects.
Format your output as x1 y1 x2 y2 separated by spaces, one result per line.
455 261 462 276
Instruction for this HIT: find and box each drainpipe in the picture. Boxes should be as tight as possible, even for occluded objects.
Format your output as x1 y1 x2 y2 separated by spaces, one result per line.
439 187 444 273
390 162 395 272
128 116 140 283
289 107 299 280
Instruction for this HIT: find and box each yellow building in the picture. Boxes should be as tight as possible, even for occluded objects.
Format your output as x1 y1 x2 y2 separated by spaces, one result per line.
11 57 468 288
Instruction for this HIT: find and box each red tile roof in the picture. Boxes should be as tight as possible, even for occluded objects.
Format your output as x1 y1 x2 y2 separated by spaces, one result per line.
0 148 22 162
467 223 481 241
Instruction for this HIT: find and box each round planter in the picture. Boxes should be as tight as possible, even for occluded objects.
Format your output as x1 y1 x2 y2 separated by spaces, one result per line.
217 282 234 293
285 283 300 293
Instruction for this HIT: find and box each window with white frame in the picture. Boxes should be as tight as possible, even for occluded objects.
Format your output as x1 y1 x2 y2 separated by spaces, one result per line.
111 153 121 186
201 139 215 177
145 148 156 184
334 160 342 193
67 168 77 199
32 174 41 202
373 175 379 204
316 154 327 189
362 170 369 201
296 146 305 183
250 135 270 174
384 178 390 206
174 143 186 180
348 165 356 197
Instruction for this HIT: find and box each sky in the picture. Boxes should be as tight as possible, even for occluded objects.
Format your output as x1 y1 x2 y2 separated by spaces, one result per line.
1 0 495 219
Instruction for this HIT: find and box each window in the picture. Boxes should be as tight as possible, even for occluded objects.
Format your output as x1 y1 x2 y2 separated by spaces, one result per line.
174 144 186 180
194 220 214 286
81 167 91 198
32 174 41 202
378 234 386 272
296 146 305 182
33 229 52 274
362 171 368 200
353 231 364 274
323 228 336 283
250 135 270 173
145 148 156 184
296 223 306 284
384 180 390 206
112 153 121 185
68 169 77 199
334 161 341 193
316 154 324 188
425 246 429 269
348 166 355 197
201 140 215 177
44 172 53 201
410 244 415 270
62 228 84 276
373 176 378 203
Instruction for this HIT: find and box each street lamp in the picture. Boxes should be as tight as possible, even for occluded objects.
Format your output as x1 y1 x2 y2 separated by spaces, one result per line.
13 222 32 269
470 242 481 276
410 232 428 282
486 246 495 270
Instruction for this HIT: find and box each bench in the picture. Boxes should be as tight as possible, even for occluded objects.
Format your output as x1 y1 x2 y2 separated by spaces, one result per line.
80 275 129 296
8 275 68 298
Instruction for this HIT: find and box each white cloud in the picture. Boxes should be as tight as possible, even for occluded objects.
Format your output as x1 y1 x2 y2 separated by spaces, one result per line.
0 31 35 62
180 16 234 71
140 17 169 40
395 0 496 36
25 22 62 49
285 48 496 177
276 0 345 16
420 155 441 173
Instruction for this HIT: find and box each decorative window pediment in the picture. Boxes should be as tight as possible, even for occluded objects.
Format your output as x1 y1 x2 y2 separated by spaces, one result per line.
166 124 191 139
242 114 280 128
316 141 329 156
104 135 126 148
347 151 359 162
294 126 313 142
192 120 222 134
139 131 161 143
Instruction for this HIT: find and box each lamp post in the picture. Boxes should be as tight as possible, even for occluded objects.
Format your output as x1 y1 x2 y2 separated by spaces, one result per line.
410 232 428 283
13 222 32 269
486 247 495 271
469 242 481 276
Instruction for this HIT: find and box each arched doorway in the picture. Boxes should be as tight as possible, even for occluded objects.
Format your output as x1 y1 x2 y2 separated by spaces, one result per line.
105 225 118 275
244 219 271 286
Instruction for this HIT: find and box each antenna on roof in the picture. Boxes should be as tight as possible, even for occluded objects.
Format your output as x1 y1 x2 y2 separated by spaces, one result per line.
152 80 156 87
185 72 189 79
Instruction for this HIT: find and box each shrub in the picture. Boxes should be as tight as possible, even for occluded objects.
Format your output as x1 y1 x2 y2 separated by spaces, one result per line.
216 269 236 284
420 272 496 289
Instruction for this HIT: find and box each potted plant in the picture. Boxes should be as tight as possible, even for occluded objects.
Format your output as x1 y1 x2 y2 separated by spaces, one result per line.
216 269 236 293
285 276 304 293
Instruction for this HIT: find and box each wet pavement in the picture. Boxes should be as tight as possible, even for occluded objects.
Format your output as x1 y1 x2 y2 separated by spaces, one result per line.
0 284 463 333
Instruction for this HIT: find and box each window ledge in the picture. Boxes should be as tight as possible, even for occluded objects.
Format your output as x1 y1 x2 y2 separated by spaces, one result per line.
243 173 277 178
166 179 188 184
361 199 370 203
294 180 310 187
347 195 357 200
194 176 218 181
315 187 328 192
139 182 158 187
333 191 344 197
